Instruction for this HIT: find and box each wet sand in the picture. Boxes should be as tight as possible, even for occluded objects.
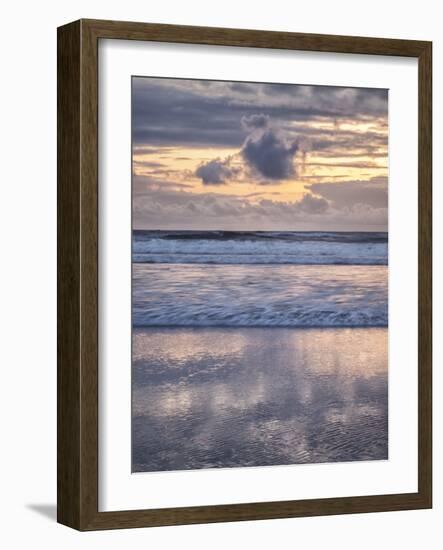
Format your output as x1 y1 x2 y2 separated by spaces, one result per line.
132 327 388 472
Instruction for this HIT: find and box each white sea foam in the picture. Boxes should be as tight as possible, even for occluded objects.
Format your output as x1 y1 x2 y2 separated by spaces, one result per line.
133 263 388 328
133 231 388 266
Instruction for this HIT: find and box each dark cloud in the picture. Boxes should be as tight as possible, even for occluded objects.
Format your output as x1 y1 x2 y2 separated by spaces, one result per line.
132 77 388 148
310 134 387 155
262 85 388 118
282 123 388 154
241 114 270 131
241 118 299 180
132 79 243 147
195 158 238 185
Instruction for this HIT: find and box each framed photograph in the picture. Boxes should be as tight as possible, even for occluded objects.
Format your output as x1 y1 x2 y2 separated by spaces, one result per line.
57 19 432 530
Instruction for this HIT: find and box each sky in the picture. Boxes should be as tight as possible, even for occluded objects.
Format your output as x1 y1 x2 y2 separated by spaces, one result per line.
132 77 388 231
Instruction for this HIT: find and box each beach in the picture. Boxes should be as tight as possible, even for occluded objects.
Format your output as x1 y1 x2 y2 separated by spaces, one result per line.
132 326 388 472
131 230 388 472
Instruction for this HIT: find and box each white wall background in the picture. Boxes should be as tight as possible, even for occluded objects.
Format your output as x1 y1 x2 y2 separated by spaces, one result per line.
0 0 441 547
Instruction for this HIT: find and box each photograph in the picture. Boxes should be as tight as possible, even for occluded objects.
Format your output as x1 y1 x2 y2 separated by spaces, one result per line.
131 76 389 473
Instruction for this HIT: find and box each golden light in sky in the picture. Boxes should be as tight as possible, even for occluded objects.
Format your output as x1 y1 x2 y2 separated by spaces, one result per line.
132 77 388 231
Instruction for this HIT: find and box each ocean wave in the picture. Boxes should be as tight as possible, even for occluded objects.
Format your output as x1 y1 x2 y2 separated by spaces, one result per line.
133 231 388 266
134 230 388 243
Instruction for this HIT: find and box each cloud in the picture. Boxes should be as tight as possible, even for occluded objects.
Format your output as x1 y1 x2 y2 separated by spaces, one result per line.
241 114 270 131
195 157 239 185
195 115 302 184
133 175 387 231
229 82 256 94
241 116 299 180
307 177 387 209
297 193 329 214
134 161 165 169
132 77 388 148
131 77 389 231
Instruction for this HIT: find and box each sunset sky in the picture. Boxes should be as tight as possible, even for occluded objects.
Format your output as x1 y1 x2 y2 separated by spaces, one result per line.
132 77 388 231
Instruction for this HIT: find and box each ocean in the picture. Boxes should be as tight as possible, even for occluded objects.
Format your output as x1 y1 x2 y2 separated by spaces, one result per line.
132 230 388 329
132 230 388 472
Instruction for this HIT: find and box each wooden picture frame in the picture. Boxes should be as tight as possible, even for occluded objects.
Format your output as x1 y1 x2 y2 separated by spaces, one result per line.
57 18 432 530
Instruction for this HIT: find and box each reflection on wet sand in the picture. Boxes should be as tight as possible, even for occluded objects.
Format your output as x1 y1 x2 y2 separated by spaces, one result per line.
132 327 387 472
